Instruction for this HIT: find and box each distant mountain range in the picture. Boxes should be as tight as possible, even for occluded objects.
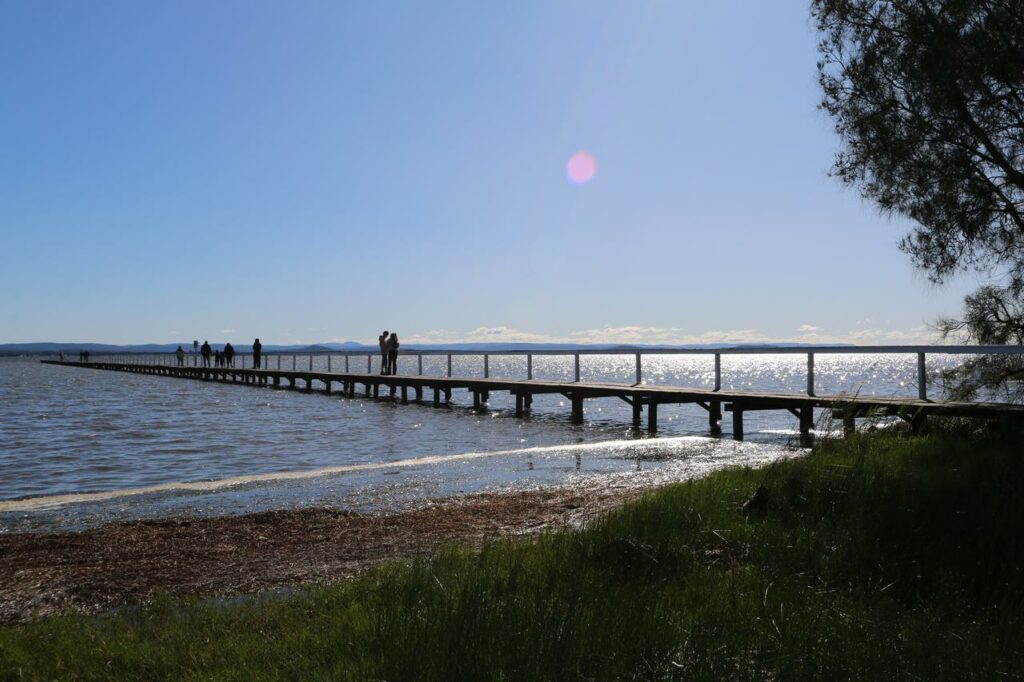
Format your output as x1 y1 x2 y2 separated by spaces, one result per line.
0 341 853 356
0 341 365 355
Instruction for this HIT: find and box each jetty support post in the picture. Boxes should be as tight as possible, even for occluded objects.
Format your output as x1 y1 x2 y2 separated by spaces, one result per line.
647 400 658 433
635 353 642 385
731 404 744 441
328 355 332 372
292 355 297 371
574 354 580 382
345 355 349 372
631 398 642 428
714 353 721 391
309 355 313 371
433 387 441 406
515 393 524 417
918 352 927 400
571 394 583 424
367 355 372 373
710 400 722 435
799 406 814 446
418 354 423 376
447 354 452 377
807 353 815 396
841 409 856 435
401 386 408 403
484 354 489 378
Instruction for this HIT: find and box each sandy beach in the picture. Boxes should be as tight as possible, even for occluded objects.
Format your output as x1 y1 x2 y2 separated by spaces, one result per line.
0 484 640 623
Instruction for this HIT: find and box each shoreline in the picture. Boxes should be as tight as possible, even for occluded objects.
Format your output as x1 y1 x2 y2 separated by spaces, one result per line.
0 483 641 624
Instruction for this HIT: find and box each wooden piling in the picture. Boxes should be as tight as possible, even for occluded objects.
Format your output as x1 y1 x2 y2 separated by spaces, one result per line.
709 400 722 435
571 396 583 424
732 408 744 441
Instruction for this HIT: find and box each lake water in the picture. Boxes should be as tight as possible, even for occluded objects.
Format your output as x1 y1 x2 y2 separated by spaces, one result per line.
0 353 961 533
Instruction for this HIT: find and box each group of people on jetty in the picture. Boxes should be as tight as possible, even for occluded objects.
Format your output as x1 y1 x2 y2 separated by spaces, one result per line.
137 334 405 375
378 330 400 375
176 338 264 369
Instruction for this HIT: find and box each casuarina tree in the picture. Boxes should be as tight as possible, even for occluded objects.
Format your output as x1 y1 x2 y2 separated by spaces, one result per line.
813 0 1024 399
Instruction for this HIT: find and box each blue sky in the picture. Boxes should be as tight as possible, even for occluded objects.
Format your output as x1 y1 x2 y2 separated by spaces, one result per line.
0 1 979 346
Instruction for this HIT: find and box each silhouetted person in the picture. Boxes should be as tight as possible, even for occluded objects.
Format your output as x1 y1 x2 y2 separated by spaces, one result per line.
176 345 185 366
59 351 64 361
224 342 235 368
83 351 90 363
252 338 262 369
214 349 223 367
387 333 400 375
201 340 212 367
379 330 389 375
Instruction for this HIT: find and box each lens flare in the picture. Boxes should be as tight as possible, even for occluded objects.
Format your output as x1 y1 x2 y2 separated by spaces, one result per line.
566 151 596 184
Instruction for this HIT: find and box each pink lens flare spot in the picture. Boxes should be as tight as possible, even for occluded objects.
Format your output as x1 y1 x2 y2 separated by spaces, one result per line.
566 151 596 185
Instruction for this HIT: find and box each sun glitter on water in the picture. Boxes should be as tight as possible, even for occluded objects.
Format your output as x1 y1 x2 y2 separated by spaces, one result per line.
566 151 596 185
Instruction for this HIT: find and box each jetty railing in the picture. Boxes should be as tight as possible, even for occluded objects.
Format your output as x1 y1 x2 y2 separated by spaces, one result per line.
83 345 1024 401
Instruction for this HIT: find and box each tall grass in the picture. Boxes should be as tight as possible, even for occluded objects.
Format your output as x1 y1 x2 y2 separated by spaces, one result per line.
2 431 1023 680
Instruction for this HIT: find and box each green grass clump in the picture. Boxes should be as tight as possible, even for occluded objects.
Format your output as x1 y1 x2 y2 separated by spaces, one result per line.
2 432 1023 680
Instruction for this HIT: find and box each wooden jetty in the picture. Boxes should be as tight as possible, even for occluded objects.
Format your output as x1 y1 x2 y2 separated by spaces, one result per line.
41 359 1024 441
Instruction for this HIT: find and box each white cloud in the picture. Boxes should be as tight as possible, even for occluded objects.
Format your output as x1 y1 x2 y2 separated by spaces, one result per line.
405 326 553 344
401 323 946 346
221 328 237 334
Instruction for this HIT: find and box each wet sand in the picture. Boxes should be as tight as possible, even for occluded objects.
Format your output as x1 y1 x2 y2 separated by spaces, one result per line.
0 485 639 623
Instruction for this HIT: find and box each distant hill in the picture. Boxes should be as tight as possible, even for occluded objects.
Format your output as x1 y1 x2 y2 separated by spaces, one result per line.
0 340 854 356
0 341 370 356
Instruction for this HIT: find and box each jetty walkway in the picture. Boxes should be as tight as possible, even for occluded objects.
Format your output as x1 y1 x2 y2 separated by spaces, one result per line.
41 346 1024 440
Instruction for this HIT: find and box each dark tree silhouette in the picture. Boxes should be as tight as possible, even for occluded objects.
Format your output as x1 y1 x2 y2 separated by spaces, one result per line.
813 0 1024 399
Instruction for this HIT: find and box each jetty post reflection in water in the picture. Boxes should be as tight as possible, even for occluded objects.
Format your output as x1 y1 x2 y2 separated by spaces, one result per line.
45 345 1024 444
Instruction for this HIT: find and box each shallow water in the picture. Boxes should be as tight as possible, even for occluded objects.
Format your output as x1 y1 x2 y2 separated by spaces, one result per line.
0 353 961 532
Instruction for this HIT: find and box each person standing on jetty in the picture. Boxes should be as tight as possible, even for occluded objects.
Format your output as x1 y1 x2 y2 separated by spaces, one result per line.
201 340 211 367
224 342 235 368
252 338 262 369
175 345 185 367
387 332 400 375
379 330 389 375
